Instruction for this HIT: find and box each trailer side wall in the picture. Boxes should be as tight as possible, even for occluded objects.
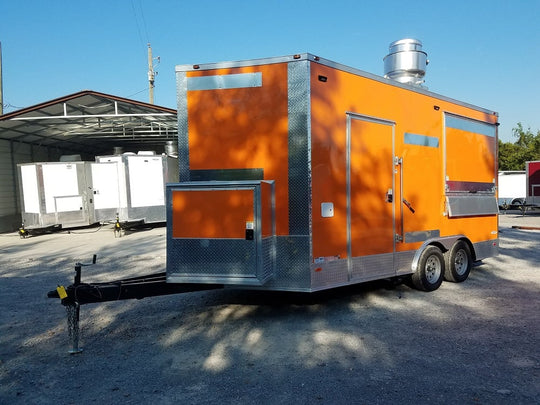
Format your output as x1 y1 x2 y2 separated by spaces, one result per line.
309 62 498 284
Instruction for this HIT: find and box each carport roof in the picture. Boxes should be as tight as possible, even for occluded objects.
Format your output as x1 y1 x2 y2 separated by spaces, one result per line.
0 90 177 155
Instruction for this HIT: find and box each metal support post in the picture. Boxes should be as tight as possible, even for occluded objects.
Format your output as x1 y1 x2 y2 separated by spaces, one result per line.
64 255 96 354
66 302 82 354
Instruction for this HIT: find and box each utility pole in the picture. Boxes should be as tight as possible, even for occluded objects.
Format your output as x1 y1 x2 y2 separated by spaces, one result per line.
147 43 155 104
0 41 3 115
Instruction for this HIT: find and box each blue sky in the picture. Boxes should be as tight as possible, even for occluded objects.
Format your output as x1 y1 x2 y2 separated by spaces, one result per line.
1 0 539 142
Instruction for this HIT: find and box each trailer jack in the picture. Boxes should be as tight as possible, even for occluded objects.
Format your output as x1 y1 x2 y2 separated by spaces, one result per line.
113 214 123 238
48 255 223 354
18 223 29 239
112 213 151 238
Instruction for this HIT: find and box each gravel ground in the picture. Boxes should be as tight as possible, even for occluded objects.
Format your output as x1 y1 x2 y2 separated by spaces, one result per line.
0 212 539 404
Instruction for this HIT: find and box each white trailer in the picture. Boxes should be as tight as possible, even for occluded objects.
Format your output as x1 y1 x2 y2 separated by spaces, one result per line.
498 171 526 208
18 162 96 230
90 161 124 223
94 153 178 224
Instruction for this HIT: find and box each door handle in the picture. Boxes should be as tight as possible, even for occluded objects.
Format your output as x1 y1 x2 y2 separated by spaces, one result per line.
402 198 415 213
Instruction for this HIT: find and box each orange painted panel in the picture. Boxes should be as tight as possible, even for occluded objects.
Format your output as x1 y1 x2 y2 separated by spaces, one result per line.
171 189 253 239
446 129 496 183
350 119 394 256
186 64 289 236
401 142 444 242
442 215 498 244
310 110 348 258
310 67 349 259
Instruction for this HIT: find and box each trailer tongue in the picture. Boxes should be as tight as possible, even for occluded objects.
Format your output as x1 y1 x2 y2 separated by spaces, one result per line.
47 255 223 353
47 265 222 306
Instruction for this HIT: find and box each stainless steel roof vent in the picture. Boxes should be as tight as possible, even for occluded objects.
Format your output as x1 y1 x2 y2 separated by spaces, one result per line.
383 39 428 86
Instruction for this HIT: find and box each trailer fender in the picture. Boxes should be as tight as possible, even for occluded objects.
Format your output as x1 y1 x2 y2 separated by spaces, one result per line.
410 235 468 273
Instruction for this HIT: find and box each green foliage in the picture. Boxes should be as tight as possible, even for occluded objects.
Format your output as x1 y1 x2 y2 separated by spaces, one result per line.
498 123 540 171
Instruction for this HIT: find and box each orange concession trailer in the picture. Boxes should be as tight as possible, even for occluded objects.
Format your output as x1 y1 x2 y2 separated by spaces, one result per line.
167 53 499 292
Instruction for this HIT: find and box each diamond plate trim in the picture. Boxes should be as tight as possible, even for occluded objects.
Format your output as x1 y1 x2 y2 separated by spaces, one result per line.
287 60 311 237
350 253 395 281
176 71 190 182
261 236 311 290
395 250 416 275
473 239 498 261
311 259 349 290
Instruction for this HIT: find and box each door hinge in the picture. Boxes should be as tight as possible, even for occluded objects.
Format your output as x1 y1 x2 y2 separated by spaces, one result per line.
395 234 403 242
394 156 402 166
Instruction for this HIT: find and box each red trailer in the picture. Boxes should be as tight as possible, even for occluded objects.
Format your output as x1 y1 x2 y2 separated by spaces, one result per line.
526 160 540 206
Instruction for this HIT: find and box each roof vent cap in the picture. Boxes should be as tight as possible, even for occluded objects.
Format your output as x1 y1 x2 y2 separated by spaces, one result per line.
383 38 428 86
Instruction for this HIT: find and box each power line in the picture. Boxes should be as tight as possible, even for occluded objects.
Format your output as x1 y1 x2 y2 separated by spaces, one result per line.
126 87 150 98
129 0 156 104
137 0 150 44
2 102 26 111
130 0 147 50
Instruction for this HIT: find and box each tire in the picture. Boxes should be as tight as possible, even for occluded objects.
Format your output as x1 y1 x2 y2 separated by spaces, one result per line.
411 246 445 291
444 240 472 283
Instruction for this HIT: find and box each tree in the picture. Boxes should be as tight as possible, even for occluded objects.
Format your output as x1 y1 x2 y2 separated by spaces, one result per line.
498 123 540 171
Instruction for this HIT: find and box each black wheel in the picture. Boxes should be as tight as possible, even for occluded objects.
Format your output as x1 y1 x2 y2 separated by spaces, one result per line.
444 240 472 283
411 246 445 291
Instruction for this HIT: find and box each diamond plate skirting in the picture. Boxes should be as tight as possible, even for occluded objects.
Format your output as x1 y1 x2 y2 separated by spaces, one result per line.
167 236 275 286
261 236 311 291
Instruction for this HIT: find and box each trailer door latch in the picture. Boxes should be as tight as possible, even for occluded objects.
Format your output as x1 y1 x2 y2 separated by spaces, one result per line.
245 222 254 240
386 189 393 203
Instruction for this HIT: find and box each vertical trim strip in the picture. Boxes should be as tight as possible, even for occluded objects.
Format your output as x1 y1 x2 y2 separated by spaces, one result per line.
346 115 352 266
176 71 190 182
287 60 311 237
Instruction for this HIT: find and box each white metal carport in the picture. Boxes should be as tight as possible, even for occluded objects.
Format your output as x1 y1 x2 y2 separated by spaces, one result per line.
0 90 177 232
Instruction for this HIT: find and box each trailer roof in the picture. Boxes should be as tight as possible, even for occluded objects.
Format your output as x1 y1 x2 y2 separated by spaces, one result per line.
176 53 498 118
0 90 177 156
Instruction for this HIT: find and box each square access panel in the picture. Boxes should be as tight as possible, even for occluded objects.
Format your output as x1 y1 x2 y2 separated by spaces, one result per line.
166 180 275 286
